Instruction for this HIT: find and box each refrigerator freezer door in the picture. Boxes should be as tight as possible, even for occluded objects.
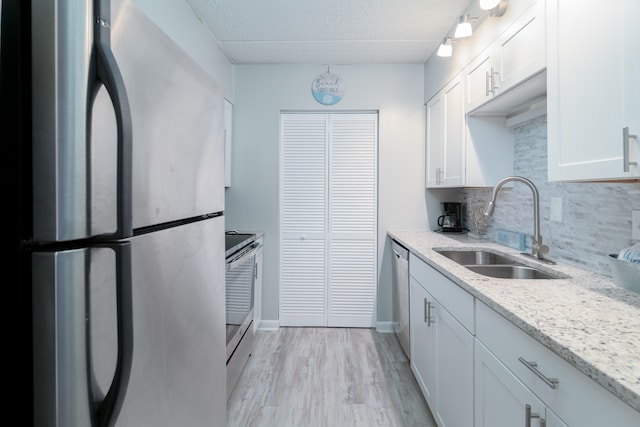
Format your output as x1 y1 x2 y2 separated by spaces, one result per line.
31 0 101 242
110 1 225 228
32 0 225 243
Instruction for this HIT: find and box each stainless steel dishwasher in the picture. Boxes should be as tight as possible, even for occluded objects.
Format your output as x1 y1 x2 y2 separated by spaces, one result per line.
391 240 410 358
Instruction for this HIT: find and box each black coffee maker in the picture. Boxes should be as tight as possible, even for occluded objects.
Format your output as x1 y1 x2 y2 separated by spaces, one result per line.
437 202 464 232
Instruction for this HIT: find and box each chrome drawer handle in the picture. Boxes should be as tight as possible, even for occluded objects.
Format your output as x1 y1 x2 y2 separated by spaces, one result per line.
519 357 559 390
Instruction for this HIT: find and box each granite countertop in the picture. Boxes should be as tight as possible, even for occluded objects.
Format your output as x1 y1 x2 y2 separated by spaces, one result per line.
388 229 640 413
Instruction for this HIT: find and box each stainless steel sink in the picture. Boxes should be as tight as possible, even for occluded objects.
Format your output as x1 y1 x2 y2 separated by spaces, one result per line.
466 265 562 280
434 249 563 280
435 250 517 266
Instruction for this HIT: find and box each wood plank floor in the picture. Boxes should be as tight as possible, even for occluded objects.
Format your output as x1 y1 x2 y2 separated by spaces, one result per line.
227 327 437 427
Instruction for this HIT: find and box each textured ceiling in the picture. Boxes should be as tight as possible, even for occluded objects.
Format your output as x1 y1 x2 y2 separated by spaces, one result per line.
186 0 473 64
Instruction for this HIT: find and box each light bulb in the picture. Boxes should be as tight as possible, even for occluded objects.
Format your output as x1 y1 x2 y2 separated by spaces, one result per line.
454 16 473 38
437 38 453 57
479 0 501 10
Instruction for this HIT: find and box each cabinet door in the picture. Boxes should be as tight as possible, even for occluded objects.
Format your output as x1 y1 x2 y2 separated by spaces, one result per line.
441 74 465 187
434 300 474 427
465 46 495 112
425 92 444 187
547 0 640 180
495 0 545 94
426 73 465 188
475 340 561 427
410 278 436 406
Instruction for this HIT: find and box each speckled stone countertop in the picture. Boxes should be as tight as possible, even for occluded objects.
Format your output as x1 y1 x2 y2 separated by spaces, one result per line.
388 229 640 414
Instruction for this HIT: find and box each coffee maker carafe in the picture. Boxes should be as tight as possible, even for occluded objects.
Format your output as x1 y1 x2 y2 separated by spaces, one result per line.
438 202 464 232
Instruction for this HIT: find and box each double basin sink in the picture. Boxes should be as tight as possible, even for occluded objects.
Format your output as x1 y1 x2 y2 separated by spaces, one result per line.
435 249 565 280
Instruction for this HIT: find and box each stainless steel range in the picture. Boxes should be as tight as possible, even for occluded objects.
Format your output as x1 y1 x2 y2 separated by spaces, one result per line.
225 232 260 398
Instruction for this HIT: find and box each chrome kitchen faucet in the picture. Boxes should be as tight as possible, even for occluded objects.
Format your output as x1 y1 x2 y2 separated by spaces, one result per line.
484 176 555 264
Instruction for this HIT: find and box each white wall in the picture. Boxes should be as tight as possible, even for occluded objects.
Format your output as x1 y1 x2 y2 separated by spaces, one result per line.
226 64 427 325
131 0 235 100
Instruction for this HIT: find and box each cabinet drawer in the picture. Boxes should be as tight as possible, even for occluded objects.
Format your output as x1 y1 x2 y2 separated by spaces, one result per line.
409 253 474 333
476 302 640 426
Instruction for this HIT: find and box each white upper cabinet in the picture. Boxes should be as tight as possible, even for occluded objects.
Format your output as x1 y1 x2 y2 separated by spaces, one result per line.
426 72 465 188
465 0 546 114
465 46 496 113
547 0 640 181
493 0 546 96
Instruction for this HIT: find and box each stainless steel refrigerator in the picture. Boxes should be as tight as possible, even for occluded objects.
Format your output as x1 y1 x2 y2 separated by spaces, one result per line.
25 0 227 425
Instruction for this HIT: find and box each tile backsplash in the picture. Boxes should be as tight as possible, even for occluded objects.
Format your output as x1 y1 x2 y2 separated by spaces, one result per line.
460 115 640 276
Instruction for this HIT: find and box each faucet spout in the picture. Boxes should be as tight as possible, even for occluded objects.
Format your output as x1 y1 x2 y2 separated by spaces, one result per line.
484 176 551 262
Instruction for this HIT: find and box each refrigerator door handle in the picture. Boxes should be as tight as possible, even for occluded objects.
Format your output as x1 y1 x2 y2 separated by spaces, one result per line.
92 241 134 427
90 0 133 239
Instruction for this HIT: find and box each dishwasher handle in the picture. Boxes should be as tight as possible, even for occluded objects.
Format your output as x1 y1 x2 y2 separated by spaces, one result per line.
391 241 409 260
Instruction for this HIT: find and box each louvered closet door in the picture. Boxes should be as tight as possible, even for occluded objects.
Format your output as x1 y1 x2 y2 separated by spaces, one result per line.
328 114 377 327
280 112 377 328
280 114 328 326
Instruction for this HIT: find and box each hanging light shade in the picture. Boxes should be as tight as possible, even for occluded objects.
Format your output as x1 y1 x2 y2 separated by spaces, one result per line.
479 0 501 10
437 38 453 57
454 15 473 38
480 0 508 17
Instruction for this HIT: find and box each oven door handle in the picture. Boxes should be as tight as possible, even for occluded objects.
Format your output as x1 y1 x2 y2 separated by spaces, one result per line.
226 242 260 271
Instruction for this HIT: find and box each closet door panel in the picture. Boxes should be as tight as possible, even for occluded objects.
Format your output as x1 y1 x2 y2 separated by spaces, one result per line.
280 114 328 326
328 114 377 327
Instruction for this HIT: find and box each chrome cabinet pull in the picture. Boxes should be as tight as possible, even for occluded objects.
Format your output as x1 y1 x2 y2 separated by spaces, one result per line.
525 404 541 427
423 299 435 326
491 68 500 94
519 357 559 389
435 167 443 185
485 70 491 96
623 127 638 172
427 301 435 327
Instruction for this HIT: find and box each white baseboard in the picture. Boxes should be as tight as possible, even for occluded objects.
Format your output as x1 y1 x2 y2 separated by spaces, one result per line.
257 320 280 331
257 320 393 332
376 321 394 333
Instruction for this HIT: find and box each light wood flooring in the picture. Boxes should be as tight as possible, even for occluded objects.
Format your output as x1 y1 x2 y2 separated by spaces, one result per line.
227 327 437 427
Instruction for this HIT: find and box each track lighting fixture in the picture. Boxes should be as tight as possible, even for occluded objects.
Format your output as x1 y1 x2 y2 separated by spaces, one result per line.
454 15 476 38
480 0 508 17
437 38 454 57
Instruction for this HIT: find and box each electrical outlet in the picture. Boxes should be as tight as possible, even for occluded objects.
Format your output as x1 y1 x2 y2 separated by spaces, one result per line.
633 210 640 240
550 197 563 222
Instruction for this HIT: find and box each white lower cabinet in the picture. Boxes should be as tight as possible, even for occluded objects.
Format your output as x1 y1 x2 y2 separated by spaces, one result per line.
475 339 567 427
409 256 474 427
476 301 640 427
407 251 640 427
410 278 436 404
